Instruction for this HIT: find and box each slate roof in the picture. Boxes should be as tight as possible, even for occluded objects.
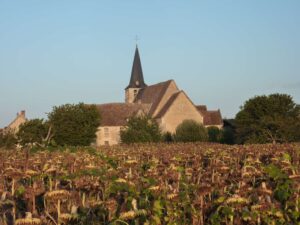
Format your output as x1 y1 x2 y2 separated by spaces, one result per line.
96 103 151 126
134 80 174 116
126 46 147 89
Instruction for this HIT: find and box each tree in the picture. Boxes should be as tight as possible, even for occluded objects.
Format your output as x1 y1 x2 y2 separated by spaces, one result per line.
174 120 208 142
207 126 222 143
0 132 17 149
48 103 101 146
120 115 162 144
220 119 236 145
235 93 300 144
17 119 52 147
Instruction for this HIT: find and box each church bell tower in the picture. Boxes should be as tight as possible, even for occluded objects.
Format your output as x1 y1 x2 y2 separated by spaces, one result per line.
125 46 147 103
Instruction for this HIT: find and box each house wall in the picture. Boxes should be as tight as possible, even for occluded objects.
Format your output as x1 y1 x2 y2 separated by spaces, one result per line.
159 93 204 133
96 126 121 146
152 80 179 117
4 111 27 134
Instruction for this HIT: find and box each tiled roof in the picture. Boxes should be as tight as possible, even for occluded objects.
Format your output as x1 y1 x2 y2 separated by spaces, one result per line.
197 105 222 126
96 103 151 126
134 80 173 116
200 110 223 126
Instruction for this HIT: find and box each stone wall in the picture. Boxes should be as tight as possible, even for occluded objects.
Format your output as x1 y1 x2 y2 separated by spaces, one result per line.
96 126 121 146
152 80 179 117
4 110 27 134
159 92 204 133
125 88 141 103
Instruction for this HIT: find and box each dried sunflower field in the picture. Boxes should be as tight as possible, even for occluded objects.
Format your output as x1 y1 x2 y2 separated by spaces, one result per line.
1 143 300 225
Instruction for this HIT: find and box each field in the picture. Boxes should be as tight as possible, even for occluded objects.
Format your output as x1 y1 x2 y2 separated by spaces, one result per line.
1 143 300 225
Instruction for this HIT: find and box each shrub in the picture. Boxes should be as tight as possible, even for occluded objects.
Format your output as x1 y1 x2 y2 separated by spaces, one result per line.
207 126 222 142
220 127 235 145
162 132 174 142
120 116 162 144
174 120 208 142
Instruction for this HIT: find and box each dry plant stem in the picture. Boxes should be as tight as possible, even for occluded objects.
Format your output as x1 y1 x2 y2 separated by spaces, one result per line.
45 211 58 225
49 177 53 191
57 199 61 225
13 203 16 224
199 196 204 225
296 193 299 212
11 179 15 196
82 192 86 207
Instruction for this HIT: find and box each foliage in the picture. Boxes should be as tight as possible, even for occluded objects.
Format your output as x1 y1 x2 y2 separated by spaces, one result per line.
1 143 300 224
220 127 236 145
162 131 174 142
235 93 300 144
174 119 208 142
207 126 222 142
120 115 162 144
16 119 49 146
0 131 17 149
48 103 101 146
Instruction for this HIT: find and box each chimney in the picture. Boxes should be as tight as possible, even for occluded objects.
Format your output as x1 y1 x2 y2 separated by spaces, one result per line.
20 110 25 117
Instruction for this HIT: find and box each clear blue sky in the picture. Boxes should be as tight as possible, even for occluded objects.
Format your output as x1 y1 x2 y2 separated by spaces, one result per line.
0 0 299 127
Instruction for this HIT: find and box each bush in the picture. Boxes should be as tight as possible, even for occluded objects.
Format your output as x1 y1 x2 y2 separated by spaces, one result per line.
48 103 101 146
174 120 208 142
220 127 235 145
162 132 174 142
207 126 222 142
120 116 162 144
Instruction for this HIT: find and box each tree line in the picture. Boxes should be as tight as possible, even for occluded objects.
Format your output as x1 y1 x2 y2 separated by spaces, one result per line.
0 93 299 149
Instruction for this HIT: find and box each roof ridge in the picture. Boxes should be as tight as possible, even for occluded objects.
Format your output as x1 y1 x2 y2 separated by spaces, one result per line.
155 91 183 118
148 80 174 116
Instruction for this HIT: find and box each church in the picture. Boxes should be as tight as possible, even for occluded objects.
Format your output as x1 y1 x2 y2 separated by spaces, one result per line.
95 46 223 146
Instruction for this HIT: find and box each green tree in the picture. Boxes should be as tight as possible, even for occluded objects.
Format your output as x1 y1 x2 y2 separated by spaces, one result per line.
235 93 300 144
0 132 17 149
120 115 161 144
162 131 174 142
207 126 222 142
17 119 50 146
48 103 101 146
174 120 208 142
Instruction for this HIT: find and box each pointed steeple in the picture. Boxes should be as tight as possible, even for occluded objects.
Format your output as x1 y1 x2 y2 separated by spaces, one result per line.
126 46 147 89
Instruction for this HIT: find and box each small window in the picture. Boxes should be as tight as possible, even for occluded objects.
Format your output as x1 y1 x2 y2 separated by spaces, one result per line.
104 128 109 138
134 89 138 97
104 141 109 146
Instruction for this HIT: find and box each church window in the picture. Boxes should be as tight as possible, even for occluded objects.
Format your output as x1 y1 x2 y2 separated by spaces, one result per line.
105 141 109 145
134 89 138 97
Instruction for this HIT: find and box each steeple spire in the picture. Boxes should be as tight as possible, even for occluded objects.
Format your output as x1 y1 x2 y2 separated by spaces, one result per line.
126 46 147 89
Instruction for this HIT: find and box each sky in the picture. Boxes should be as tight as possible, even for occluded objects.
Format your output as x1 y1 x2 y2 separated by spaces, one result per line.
0 0 299 127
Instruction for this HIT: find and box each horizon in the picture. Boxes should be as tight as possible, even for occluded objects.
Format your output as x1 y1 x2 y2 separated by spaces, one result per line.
1 1 300 127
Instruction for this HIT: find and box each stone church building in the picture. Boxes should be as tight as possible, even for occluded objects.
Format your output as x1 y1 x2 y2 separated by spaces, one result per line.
96 47 223 146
